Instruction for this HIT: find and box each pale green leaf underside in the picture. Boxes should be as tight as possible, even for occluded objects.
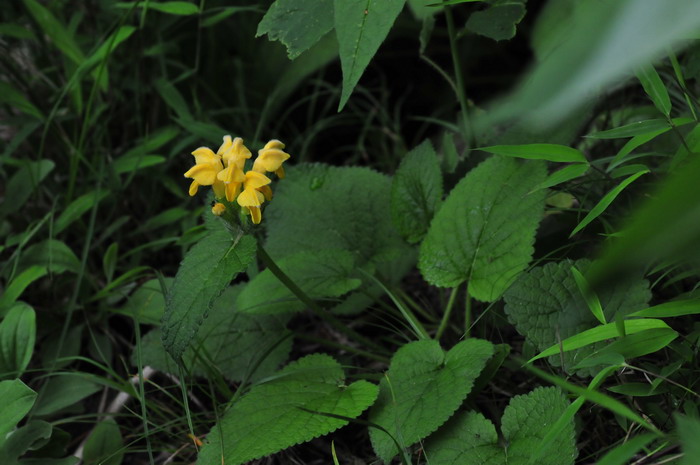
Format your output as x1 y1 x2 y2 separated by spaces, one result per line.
256 0 334 59
335 0 406 110
391 139 443 244
197 353 378 465
162 230 256 361
236 249 361 314
504 259 650 375
419 156 547 302
425 387 576 465
369 339 494 463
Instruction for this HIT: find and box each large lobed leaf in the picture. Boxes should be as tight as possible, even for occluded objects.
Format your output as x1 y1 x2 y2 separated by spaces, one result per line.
419 156 546 302
369 339 494 463
197 353 378 465
161 229 256 361
504 259 651 375
425 387 577 465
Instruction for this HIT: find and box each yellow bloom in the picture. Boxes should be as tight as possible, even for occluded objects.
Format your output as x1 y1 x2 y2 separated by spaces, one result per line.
253 139 290 179
217 137 252 201
211 202 226 216
184 146 224 197
237 171 271 224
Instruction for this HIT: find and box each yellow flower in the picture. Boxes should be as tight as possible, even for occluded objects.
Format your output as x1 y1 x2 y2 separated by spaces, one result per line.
253 139 290 179
236 171 271 224
211 202 226 216
184 146 224 197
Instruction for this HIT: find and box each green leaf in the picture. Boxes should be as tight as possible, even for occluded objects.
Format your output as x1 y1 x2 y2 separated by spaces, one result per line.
636 64 671 117
425 387 576 465
531 163 589 192
0 23 36 40
391 140 443 244
478 143 587 163
572 328 678 370
0 379 36 445
368 339 494 463
162 230 256 361
115 1 200 15
112 278 170 325
137 286 292 383
55 190 110 235
570 169 649 237
0 160 54 218
265 164 409 268
0 304 36 379
257 0 334 59
587 118 692 139
0 266 48 316
236 250 361 314
31 375 101 417
676 414 700 465
18 239 80 275
504 259 650 375
82 419 123 465
0 81 44 120
0 419 52 463
112 154 166 174
465 1 526 42
628 298 700 318
571 266 605 324
197 353 378 465
155 78 193 121
595 434 656 465
419 156 547 301
23 0 85 65
334 0 406 110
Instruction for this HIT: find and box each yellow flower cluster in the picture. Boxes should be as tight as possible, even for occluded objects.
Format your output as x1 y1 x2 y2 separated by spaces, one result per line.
184 136 290 224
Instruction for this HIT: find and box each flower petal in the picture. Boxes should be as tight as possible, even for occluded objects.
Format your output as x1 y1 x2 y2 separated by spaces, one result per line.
191 147 219 164
237 186 264 207
258 185 273 201
225 182 242 202
217 164 246 184
243 170 272 189
263 139 285 150
212 179 226 199
184 163 219 185
255 148 290 172
188 180 200 196
249 206 262 224
217 135 233 155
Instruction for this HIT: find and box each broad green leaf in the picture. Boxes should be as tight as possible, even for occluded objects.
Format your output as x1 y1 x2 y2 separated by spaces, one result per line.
570 169 649 237
478 143 587 163
55 190 110 234
391 140 443 243
504 259 650 375
0 160 54 217
31 375 101 417
465 1 526 42
676 415 700 465
0 304 36 378
265 164 409 268
628 298 700 318
23 0 85 65
368 339 494 463
82 419 123 465
137 286 292 382
0 81 44 120
595 434 656 465
531 163 589 192
571 266 605 324
236 250 361 314
0 419 52 463
161 230 256 361
572 328 677 370
197 354 378 465
425 387 576 465
636 64 671 117
114 1 199 15
334 0 406 110
531 319 671 362
419 156 546 301
256 0 334 59
0 379 36 444
17 239 80 275
112 154 166 174
0 266 47 316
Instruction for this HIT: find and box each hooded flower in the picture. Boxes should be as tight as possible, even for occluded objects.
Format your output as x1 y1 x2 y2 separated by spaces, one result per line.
236 171 271 224
252 139 290 179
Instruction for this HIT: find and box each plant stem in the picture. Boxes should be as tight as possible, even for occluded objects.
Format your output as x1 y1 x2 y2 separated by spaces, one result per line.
256 244 386 354
464 287 472 337
436 286 459 341
445 6 472 146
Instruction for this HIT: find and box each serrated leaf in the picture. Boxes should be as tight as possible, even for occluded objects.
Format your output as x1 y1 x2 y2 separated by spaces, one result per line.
478 143 587 163
0 304 36 379
162 230 256 361
335 0 406 110
368 339 494 463
504 259 651 375
137 286 292 383
0 379 36 444
237 250 361 314
257 0 334 59
425 387 576 465
265 164 408 267
465 2 526 42
419 156 547 302
197 353 378 465
391 140 443 244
